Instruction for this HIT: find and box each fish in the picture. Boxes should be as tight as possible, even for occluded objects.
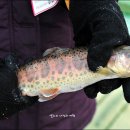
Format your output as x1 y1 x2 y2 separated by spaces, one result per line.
17 46 130 102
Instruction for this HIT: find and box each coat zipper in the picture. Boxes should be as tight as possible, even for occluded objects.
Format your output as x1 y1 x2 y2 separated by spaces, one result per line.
8 0 19 129
8 0 15 53
35 15 40 129
36 16 41 57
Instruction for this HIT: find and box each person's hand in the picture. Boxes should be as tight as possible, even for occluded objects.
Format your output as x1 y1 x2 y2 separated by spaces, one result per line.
83 1 130 103
0 54 38 119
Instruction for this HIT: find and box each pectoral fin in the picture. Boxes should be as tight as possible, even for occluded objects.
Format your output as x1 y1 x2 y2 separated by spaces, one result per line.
96 66 115 76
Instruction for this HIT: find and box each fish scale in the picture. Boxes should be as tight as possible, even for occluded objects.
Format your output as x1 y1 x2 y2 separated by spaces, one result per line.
17 46 130 102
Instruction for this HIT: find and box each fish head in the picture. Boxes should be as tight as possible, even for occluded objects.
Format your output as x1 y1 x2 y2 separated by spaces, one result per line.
107 46 130 78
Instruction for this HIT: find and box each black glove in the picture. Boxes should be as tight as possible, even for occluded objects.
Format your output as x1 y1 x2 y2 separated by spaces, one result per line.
83 1 130 102
0 54 38 119
69 1 130 102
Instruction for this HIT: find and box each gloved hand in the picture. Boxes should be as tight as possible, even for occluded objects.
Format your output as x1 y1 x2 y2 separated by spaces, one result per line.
0 54 38 119
81 1 130 102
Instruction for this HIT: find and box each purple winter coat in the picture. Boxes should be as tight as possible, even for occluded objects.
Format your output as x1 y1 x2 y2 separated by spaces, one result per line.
0 1 96 129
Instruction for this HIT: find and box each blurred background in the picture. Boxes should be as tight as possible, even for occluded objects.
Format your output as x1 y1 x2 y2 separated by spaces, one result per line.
85 1 130 129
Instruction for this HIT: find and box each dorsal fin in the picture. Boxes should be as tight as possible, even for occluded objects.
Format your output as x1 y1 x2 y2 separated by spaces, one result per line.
43 47 69 57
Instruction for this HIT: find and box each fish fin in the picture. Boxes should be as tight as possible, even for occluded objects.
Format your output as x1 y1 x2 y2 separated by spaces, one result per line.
40 87 60 97
43 47 69 57
114 45 129 51
43 47 61 57
53 48 70 55
38 94 58 102
96 66 115 76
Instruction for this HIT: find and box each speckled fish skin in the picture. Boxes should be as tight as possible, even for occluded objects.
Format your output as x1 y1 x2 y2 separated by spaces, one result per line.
17 46 130 102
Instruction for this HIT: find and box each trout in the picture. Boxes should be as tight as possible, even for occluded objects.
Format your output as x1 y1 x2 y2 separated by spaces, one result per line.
17 46 130 102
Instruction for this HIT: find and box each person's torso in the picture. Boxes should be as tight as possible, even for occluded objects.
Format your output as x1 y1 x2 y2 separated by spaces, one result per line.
0 0 74 64
0 1 96 129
